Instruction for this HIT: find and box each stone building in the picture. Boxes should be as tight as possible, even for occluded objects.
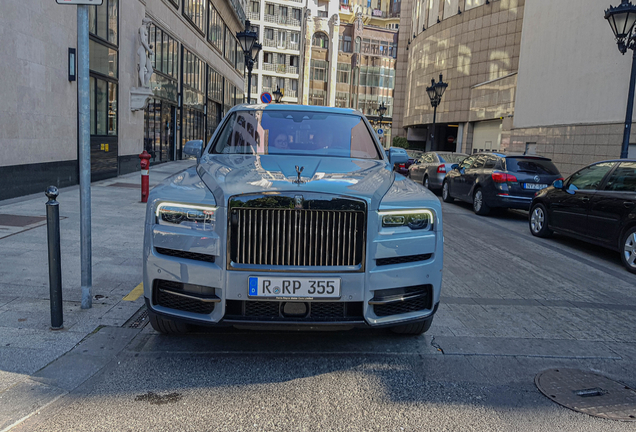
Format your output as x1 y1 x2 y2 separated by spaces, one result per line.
0 0 245 201
394 0 636 175
300 0 399 146
245 0 307 104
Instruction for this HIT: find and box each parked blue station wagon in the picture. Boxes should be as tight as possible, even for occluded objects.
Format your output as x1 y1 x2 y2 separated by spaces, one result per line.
143 105 443 335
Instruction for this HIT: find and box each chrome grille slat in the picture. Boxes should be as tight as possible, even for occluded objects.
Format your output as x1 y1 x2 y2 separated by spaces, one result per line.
231 208 364 268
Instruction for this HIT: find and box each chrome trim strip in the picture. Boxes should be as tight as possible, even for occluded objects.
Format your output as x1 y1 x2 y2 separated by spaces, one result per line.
368 291 428 306
158 289 221 303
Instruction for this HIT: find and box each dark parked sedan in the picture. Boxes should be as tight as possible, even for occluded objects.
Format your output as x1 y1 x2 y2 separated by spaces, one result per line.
385 148 423 176
529 160 636 273
409 152 468 191
442 152 562 215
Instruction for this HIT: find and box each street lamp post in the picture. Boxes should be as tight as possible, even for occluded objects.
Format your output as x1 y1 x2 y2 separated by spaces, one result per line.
425 74 448 150
377 102 387 145
606 1 636 158
237 20 260 103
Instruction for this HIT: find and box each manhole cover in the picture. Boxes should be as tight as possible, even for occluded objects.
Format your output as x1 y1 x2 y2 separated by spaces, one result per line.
535 368 636 421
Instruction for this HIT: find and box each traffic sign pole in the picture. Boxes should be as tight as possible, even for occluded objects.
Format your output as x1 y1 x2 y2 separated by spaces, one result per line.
78 5 92 309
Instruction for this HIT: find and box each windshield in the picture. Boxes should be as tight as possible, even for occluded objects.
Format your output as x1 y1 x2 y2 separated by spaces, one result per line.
210 110 381 159
438 153 467 163
505 158 560 175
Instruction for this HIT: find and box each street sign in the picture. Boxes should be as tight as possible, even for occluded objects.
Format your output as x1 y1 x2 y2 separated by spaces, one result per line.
377 128 384 136
261 92 272 104
56 0 103 4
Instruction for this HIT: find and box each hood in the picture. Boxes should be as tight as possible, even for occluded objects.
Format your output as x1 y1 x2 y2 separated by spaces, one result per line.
197 154 395 209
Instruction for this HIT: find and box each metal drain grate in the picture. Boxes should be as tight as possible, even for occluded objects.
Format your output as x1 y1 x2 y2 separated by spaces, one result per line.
0 214 46 227
535 368 636 421
123 306 150 329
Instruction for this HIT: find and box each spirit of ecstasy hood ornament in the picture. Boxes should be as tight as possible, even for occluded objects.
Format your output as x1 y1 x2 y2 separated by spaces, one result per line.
294 165 304 184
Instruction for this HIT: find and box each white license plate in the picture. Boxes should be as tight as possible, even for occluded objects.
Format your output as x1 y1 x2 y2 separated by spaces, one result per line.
523 183 548 190
248 276 341 299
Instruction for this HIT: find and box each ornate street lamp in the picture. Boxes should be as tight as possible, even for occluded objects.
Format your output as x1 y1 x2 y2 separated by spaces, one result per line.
426 74 448 149
237 20 260 103
273 85 283 103
606 0 636 158
378 102 387 124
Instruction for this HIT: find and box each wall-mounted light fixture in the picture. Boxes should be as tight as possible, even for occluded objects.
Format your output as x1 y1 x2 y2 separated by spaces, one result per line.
458 7 462 14
486 0 490 4
422 25 426 31
68 48 76 82
437 17 441 23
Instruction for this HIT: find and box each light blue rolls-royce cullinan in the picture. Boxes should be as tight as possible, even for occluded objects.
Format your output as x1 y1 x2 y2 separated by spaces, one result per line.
143 105 443 335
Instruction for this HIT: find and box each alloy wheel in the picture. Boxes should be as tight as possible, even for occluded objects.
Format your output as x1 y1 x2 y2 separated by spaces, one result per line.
443 183 449 199
624 232 636 268
474 190 483 212
424 177 429 189
531 207 545 233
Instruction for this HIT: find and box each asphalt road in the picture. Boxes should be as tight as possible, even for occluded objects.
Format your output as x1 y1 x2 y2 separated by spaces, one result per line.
13 198 636 431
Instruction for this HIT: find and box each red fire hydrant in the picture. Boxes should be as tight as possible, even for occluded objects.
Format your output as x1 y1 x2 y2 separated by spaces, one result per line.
139 150 151 203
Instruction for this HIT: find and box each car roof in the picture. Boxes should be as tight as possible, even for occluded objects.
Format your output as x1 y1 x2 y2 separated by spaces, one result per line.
228 103 362 116
592 159 636 163
471 151 552 159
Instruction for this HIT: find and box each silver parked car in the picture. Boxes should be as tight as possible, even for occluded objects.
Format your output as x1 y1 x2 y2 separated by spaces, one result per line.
143 105 444 336
408 152 468 191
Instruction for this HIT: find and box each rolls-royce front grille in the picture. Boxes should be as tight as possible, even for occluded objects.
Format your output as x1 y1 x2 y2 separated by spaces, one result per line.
229 208 365 268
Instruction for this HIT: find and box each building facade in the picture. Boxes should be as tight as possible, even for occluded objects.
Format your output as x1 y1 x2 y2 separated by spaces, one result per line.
394 0 636 175
245 0 307 104
299 0 399 146
0 0 245 201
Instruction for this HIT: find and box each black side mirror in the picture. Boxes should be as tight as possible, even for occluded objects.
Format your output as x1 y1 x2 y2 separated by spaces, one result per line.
451 164 459 170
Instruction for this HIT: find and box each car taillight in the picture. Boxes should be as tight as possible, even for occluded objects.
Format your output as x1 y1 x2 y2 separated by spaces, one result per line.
556 177 564 181
399 164 406 168
436 165 446 173
491 171 518 183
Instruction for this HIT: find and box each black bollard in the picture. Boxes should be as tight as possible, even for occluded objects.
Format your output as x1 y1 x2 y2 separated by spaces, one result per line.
45 186 63 330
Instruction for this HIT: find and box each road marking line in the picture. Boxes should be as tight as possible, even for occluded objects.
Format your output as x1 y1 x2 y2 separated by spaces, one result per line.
123 283 143 301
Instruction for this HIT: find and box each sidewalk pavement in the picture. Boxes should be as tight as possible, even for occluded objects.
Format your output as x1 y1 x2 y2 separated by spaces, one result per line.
0 160 194 430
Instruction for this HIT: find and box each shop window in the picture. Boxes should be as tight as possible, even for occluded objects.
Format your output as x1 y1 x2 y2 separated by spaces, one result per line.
208 3 224 53
183 0 206 33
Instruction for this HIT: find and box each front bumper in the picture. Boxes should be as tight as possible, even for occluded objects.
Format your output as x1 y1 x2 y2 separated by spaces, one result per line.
143 224 443 328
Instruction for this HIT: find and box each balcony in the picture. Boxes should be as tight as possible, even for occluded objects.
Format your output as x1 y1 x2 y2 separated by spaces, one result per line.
263 39 276 47
247 12 260 21
284 89 297 98
264 14 301 26
263 63 289 74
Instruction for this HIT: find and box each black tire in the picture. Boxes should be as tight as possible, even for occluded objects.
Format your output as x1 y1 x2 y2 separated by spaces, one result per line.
472 188 490 216
423 176 430 190
620 226 636 274
442 181 454 202
529 203 553 238
390 316 434 335
149 311 190 334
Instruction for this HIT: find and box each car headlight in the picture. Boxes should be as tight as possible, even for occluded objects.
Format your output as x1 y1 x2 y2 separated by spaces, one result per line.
379 209 434 231
155 202 216 230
